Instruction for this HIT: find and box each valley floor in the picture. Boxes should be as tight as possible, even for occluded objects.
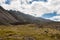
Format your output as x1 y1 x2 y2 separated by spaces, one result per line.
0 24 60 40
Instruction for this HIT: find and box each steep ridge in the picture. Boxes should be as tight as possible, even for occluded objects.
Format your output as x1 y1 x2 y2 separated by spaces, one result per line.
0 6 19 25
8 10 40 24
0 6 60 30
0 6 55 25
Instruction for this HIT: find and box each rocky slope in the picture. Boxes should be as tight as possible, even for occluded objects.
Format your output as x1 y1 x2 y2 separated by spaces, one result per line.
0 6 53 25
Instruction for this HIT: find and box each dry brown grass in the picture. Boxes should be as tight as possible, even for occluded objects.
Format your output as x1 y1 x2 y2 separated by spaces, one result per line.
0 24 60 40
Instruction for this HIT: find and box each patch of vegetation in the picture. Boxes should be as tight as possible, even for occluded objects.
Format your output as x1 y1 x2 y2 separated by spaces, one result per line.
0 24 60 40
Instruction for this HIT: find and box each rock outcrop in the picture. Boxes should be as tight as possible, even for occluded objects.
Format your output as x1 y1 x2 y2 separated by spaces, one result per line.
0 6 18 25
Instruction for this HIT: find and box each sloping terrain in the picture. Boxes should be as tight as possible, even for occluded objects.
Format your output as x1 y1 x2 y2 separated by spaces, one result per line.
0 6 60 40
0 6 18 25
0 6 60 30
0 6 53 25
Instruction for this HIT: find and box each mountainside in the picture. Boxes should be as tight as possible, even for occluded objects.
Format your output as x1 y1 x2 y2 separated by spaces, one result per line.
0 6 53 25
0 6 18 25
0 6 60 30
0 6 60 40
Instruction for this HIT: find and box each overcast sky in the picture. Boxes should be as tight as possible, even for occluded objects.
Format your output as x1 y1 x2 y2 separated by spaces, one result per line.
0 0 60 21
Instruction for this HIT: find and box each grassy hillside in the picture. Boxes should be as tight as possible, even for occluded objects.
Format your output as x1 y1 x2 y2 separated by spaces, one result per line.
0 24 60 40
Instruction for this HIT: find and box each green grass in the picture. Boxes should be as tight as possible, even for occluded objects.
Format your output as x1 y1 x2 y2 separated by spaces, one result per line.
0 24 60 40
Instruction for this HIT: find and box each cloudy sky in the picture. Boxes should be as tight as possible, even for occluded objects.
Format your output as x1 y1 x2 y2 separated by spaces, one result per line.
0 0 60 21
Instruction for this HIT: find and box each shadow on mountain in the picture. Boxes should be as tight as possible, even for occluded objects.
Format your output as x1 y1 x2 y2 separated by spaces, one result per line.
0 6 54 25
0 6 60 30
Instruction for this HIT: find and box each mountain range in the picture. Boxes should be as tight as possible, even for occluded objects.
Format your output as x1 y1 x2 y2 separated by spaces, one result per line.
0 6 54 25
0 6 60 30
